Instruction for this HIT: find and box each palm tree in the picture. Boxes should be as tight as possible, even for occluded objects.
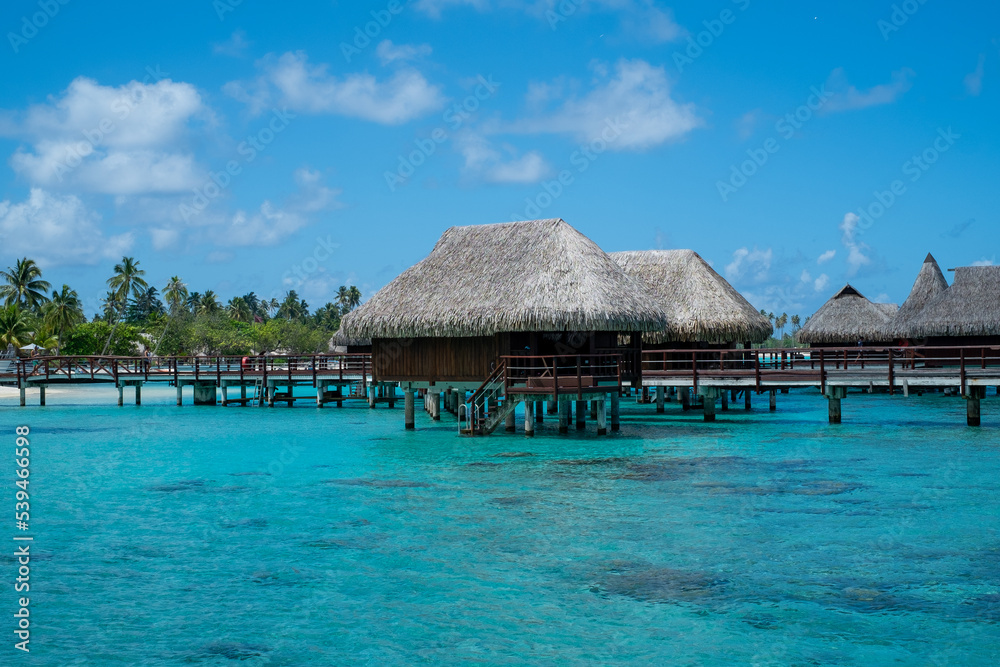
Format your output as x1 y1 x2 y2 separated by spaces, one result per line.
791 314 801 332
267 297 279 317
127 286 164 322
278 291 308 321
0 304 29 348
100 291 123 323
336 286 350 313
186 292 202 314
28 325 58 352
0 258 51 312
775 313 788 339
227 296 252 322
43 285 84 353
154 276 189 356
313 302 341 330
197 291 221 316
347 286 362 311
102 257 148 354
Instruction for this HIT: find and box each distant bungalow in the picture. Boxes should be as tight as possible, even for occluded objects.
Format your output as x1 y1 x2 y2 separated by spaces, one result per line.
610 249 773 348
796 284 896 347
899 264 1000 346
330 328 371 354
340 218 668 432
883 253 949 342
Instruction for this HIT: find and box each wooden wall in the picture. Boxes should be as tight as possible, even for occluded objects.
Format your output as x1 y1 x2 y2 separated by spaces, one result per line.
372 335 507 383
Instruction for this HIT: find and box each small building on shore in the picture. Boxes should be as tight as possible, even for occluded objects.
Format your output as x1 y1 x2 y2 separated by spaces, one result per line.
610 249 773 348
341 218 669 432
796 285 895 347
330 328 371 354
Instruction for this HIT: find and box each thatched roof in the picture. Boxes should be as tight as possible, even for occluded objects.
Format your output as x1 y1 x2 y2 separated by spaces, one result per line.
340 219 669 338
795 285 893 344
330 327 370 348
610 249 773 343
883 253 949 338
874 302 899 317
901 265 1000 337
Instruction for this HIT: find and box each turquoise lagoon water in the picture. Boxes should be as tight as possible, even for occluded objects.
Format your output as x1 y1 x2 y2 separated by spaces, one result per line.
1 385 999 665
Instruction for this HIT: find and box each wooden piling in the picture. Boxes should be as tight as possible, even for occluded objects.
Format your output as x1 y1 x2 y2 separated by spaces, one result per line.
576 400 586 429
134 385 140 406
769 389 777 411
721 390 729 411
39 386 45 407
681 388 690 411
597 399 607 435
505 406 516 432
610 392 620 431
524 399 535 436
176 384 182 406
535 399 544 423
558 399 569 434
744 390 751 410
655 386 665 413
117 384 124 407
828 397 842 424
19 383 25 407
405 389 415 429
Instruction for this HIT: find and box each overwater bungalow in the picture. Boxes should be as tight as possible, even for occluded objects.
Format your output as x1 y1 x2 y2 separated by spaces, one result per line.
883 253 949 342
330 328 371 353
610 249 773 348
340 218 669 434
901 265 1000 347
795 285 894 347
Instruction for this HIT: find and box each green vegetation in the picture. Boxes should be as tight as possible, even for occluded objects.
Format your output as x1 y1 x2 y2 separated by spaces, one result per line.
758 309 811 348
0 256 361 357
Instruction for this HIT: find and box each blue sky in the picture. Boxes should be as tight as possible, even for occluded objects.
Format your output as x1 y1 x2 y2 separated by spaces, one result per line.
1 0 997 318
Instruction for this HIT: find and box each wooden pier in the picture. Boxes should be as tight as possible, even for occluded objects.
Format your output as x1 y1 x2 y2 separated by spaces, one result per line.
2 346 997 431
0 353 394 409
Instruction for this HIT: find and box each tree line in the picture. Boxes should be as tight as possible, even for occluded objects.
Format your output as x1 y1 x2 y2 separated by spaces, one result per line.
0 257 362 356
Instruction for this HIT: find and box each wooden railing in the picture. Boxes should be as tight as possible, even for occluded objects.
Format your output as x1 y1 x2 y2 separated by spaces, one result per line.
641 345 1000 395
4 353 374 388
502 353 623 400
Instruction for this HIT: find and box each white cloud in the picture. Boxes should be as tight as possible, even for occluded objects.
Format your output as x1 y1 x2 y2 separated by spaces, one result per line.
838 212 871 276
799 269 812 283
814 273 830 292
214 201 307 247
736 109 762 140
510 59 701 150
817 249 836 264
225 51 445 124
375 40 432 65
822 67 915 114
5 76 206 195
458 133 551 183
213 29 251 57
964 53 986 96
0 189 132 266
972 256 995 266
725 246 773 284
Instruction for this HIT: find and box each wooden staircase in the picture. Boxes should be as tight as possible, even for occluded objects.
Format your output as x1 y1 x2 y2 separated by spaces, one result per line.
461 361 515 435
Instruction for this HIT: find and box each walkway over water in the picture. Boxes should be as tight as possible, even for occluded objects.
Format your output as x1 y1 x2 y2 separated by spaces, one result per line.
2 346 998 428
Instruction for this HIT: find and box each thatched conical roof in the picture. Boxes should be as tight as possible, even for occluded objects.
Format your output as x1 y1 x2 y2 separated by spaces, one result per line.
341 219 669 339
902 265 1000 337
610 249 773 343
795 285 893 344
883 253 949 338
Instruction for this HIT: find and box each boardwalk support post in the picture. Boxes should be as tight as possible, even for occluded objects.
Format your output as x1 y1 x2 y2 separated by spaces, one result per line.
558 398 569 434
967 386 985 427
744 389 752 410
597 398 607 435
19 382 25 407
39 386 45 407
524 399 535 436
117 383 124 407
721 390 729 411
769 389 777 412
404 385 415 430
610 392 620 431
681 388 691 411
825 387 847 424
135 384 141 406
576 399 586 429
535 399 544 423
655 386 665 413
700 387 719 422
176 384 182 406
